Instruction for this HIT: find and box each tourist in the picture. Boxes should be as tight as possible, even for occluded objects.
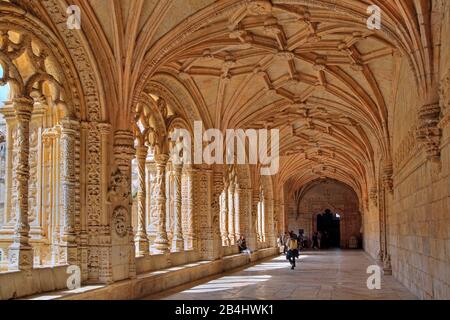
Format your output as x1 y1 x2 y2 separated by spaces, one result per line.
237 235 251 255
286 233 299 270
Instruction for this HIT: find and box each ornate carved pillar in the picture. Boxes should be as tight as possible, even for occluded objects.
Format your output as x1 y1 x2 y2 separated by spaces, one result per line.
381 162 393 274
266 198 276 247
185 165 196 250
111 130 136 279
221 181 230 246
146 160 157 243
8 97 34 272
260 194 266 245
228 182 236 245
197 168 213 259
172 164 184 252
152 153 170 254
59 119 80 265
210 169 224 260
135 145 149 256
251 190 260 249
234 184 241 241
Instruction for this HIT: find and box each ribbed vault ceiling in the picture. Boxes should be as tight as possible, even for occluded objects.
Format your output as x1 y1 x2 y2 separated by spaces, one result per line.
18 0 436 204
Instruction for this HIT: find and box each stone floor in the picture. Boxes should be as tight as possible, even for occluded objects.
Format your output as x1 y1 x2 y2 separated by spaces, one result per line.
143 250 417 300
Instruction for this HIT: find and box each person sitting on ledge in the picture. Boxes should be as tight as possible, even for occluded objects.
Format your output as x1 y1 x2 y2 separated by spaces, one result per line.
237 235 251 255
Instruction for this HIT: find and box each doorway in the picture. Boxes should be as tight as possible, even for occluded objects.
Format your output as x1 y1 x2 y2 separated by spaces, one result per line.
317 209 341 248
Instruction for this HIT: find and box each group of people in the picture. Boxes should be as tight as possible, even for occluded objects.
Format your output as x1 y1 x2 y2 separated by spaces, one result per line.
280 230 330 251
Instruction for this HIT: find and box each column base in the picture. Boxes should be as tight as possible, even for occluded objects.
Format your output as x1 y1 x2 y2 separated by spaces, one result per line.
134 235 150 257
152 240 170 254
171 236 184 252
383 254 392 275
8 242 33 272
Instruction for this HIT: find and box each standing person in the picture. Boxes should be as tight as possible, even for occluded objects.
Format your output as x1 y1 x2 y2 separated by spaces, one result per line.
286 233 299 270
312 232 319 249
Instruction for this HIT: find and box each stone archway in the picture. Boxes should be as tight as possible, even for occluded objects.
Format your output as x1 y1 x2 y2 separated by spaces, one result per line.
288 179 362 249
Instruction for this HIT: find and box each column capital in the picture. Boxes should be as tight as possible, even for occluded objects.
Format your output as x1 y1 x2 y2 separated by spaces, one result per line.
60 118 80 134
97 122 111 134
154 153 170 165
13 96 34 120
135 145 149 159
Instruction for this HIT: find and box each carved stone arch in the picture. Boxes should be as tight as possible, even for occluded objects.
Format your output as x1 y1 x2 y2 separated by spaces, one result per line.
138 93 167 136
0 2 88 119
36 0 107 122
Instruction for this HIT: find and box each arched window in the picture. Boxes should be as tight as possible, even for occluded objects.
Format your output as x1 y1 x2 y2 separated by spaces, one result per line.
0 29 69 269
132 95 192 256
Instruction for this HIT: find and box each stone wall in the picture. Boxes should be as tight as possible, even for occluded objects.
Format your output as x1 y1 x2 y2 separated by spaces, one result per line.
387 6 450 298
287 180 362 248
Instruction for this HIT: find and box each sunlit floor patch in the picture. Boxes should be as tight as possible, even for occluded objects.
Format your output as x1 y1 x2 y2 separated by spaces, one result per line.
183 275 272 293
143 250 417 300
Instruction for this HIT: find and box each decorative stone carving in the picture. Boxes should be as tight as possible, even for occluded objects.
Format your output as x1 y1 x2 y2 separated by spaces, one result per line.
134 145 149 256
439 70 450 129
112 206 128 238
171 164 184 252
152 153 170 254
108 169 131 204
416 103 441 162
382 163 393 194
8 97 34 272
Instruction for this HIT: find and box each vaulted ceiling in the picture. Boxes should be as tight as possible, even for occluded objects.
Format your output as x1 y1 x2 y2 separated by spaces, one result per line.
12 0 438 205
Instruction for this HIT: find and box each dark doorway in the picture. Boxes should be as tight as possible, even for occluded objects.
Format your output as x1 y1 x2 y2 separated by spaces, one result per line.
317 209 341 248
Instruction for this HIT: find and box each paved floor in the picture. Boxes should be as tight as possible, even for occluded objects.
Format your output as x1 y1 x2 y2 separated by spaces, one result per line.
143 250 417 300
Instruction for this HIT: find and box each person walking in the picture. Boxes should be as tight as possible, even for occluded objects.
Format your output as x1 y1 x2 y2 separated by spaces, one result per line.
286 234 299 270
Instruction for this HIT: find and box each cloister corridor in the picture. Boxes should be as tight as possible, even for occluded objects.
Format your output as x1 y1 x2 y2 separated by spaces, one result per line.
0 0 449 302
143 251 416 300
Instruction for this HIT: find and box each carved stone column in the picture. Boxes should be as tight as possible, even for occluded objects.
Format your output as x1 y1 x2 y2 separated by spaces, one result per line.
134 145 149 256
210 169 224 260
152 153 170 254
221 182 230 246
59 119 80 265
228 182 236 245
251 190 260 249
381 162 393 275
266 198 276 247
234 184 241 241
112 130 136 279
172 164 184 252
8 97 34 272
185 165 196 250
